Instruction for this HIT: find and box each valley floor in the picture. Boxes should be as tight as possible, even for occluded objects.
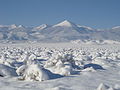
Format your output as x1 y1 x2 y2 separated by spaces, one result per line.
0 43 120 90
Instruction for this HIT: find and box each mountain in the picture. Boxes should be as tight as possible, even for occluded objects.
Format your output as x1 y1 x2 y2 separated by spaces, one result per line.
0 20 120 43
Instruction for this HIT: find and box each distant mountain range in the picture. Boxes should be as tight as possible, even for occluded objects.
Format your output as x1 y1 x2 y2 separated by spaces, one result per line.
0 20 120 43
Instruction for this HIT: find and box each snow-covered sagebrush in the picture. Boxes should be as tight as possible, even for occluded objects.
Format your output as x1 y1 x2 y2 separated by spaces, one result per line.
0 43 120 90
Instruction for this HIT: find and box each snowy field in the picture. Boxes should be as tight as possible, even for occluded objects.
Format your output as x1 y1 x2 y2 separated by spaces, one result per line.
0 43 120 90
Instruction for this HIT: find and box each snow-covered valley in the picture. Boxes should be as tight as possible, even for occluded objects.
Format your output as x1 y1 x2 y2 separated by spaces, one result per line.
0 18 120 90
0 43 120 90
1 0 120 89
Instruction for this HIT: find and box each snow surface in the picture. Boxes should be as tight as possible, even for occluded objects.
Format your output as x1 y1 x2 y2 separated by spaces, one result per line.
0 43 120 90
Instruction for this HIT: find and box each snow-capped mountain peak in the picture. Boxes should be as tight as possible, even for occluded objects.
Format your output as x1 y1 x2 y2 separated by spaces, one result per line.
53 20 76 27
10 24 17 29
77 25 94 30
35 24 49 30
18 25 25 28
112 26 120 29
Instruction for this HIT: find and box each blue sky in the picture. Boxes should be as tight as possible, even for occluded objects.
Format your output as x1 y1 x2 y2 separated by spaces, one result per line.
0 0 120 29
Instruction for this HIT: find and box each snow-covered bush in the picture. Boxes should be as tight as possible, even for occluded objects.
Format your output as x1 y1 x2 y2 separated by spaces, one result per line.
54 61 72 76
0 54 6 64
0 54 17 68
16 54 49 81
44 53 74 76
16 65 27 76
92 57 112 68
17 64 49 81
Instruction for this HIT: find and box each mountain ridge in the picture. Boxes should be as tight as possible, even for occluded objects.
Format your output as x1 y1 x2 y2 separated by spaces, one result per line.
0 20 120 43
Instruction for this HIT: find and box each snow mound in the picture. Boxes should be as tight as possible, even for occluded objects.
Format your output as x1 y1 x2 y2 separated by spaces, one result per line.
114 84 120 90
81 67 96 72
97 83 114 90
71 40 120 44
84 63 104 70
0 64 17 77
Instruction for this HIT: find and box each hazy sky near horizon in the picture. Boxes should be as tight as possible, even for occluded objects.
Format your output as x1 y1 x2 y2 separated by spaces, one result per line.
0 0 120 29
